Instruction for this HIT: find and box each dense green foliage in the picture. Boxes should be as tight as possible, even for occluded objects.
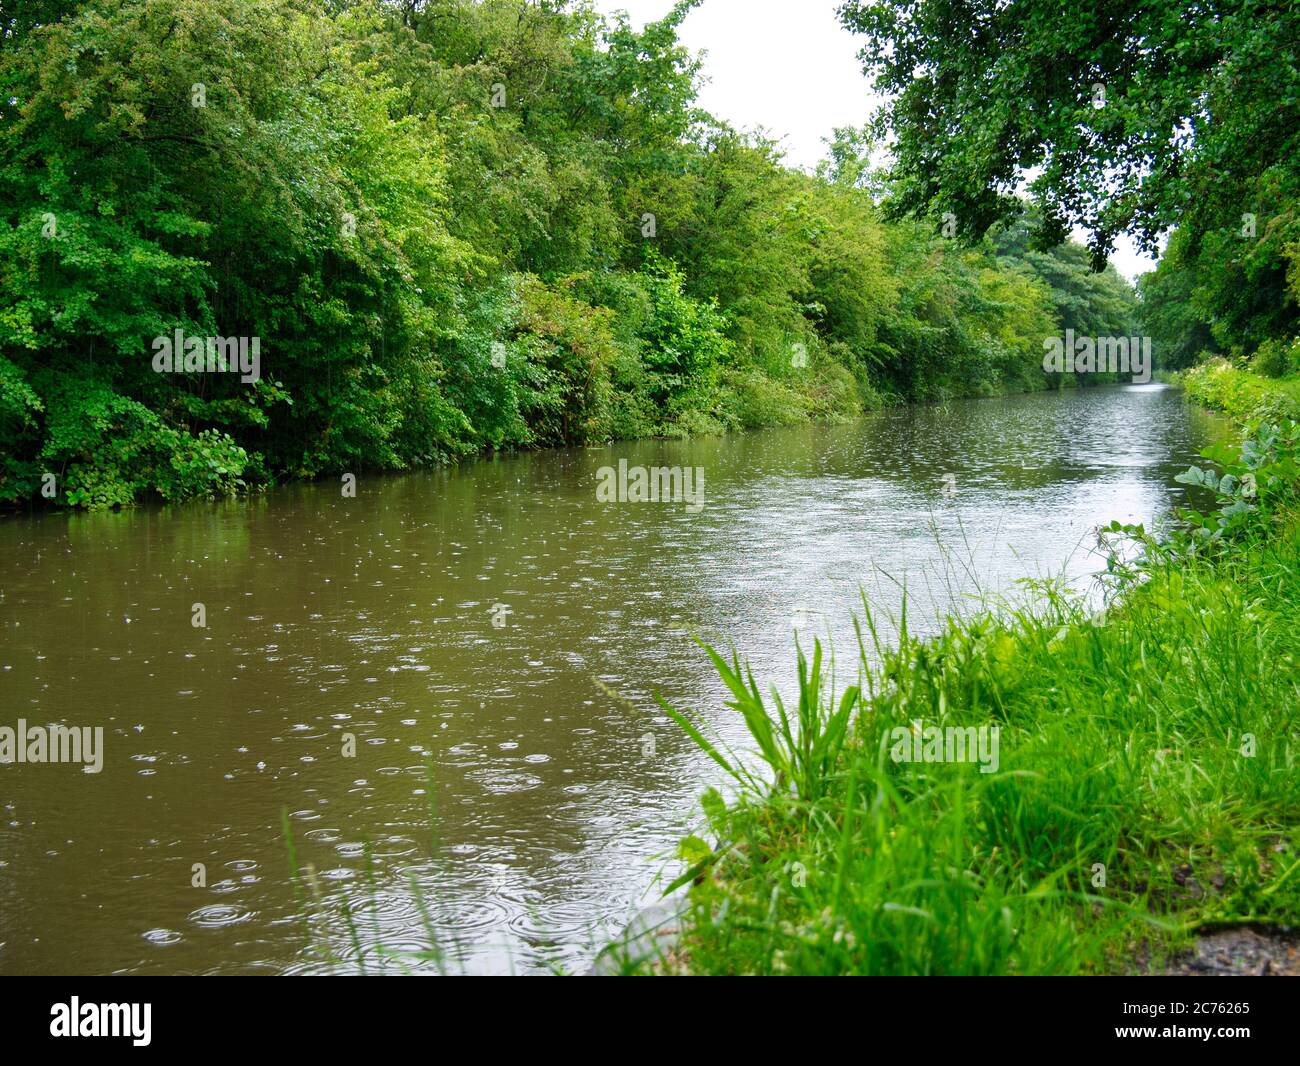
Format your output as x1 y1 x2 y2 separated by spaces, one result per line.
1 0 1138 508
1138 221 1300 372
647 380 1300 975
840 0 1300 371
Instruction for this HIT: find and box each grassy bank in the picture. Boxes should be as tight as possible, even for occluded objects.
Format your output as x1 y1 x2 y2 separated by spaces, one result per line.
641 368 1300 975
1180 359 1300 423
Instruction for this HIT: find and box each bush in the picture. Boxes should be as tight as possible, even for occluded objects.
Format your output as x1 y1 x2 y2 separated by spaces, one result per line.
638 250 733 425
513 276 618 446
1251 338 1289 378
34 374 248 509
716 367 805 429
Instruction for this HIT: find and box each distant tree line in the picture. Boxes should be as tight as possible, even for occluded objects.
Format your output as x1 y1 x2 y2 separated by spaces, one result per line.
1 0 1138 508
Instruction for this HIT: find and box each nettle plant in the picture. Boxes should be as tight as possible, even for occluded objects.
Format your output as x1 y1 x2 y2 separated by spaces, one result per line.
1171 421 1300 551
1101 421 1300 576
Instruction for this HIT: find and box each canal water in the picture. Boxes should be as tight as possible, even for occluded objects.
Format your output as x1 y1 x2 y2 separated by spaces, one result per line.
0 384 1225 973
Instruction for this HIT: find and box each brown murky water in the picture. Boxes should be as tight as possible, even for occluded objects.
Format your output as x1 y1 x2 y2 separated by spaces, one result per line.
0 384 1224 974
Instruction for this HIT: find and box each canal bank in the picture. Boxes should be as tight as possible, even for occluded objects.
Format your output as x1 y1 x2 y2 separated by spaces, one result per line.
633 367 1300 975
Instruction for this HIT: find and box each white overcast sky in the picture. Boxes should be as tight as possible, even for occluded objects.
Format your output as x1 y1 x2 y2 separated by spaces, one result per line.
592 0 1154 280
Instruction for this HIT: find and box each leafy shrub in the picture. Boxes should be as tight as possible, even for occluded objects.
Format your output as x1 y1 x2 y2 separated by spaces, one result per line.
716 367 809 430
513 277 618 446
37 374 248 509
638 250 733 425
1170 421 1300 554
1251 338 1289 378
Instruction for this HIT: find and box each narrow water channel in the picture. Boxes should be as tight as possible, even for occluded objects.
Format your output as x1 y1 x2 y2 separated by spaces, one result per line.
0 383 1225 974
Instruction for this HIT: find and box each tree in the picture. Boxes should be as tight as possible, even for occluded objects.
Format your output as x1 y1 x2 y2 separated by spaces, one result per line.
839 0 1300 266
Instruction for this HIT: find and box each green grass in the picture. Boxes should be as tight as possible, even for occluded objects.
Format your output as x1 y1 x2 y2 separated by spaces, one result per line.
1179 359 1300 423
648 376 1300 975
